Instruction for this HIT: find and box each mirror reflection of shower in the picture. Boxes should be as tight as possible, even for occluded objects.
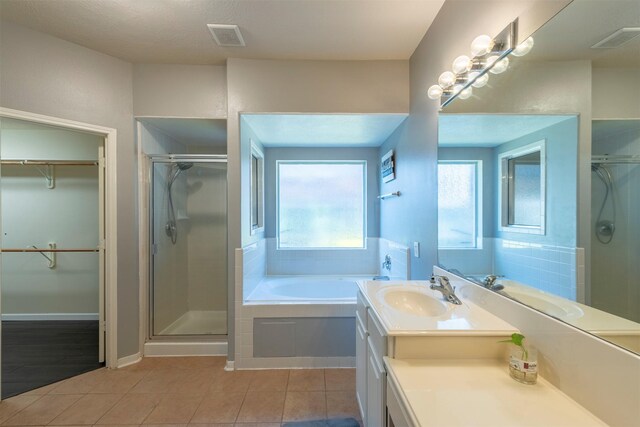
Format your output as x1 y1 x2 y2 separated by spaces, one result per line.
165 162 193 244
591 162 616 244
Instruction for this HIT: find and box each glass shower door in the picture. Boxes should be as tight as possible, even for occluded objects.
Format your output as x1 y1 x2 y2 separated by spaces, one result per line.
150 157 228 337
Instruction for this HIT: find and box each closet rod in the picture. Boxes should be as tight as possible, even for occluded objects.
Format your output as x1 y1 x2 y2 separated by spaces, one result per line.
1 248 99 253
0 160 98 166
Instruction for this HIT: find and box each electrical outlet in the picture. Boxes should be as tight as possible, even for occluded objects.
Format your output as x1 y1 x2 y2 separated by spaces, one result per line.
413 241 420 258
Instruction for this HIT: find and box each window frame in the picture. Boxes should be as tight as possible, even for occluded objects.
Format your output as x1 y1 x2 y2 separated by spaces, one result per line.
250 141 265 235
276 160 367 250
498 139 546 235
437 160 483 250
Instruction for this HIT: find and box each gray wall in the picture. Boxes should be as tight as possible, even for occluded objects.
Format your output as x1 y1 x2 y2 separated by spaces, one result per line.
0 21 139 358
379 0 572 280
263 147 381 239
133 64 227 118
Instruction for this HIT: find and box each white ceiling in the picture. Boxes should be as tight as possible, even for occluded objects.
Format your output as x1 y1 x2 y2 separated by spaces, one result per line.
438 114 576 147
242 114 408 147
0 0 445 65
140 118 227 147
523 0 640 67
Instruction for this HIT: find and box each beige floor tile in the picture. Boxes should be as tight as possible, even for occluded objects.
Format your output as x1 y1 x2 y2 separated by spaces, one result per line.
282 391 326 422
189 424 234 427
233 424 280 427
142 394 203 424
49 393 122 425
0 395 41 423
3 394 83 426
235 391 285 423
90 370 147 394
173 369 217 395
287 369 325 391
248 370 289 392
129 370 184 394
96 393 163 425
190 392 245 424
143 424 188 427
93 425 139 427
22 380 65 396
324 369 356 391
208 370 254 393
49 369 107 394
326 391 361 420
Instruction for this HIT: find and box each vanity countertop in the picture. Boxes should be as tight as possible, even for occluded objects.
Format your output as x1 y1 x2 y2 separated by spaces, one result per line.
358 280 517 336
385 357 607 427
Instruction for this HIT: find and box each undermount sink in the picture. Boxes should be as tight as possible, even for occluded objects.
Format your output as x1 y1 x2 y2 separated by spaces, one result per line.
379 288 448 317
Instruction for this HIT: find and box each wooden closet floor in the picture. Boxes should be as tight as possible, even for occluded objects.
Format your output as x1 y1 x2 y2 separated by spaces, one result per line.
1 320 103 398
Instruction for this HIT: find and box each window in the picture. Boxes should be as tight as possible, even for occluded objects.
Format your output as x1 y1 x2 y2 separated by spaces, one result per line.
499 140 546 234
277 161 366 249
438 161 481 248
250 142 264 235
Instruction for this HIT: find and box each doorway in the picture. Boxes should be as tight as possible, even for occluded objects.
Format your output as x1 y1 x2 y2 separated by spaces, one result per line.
0 108 118 399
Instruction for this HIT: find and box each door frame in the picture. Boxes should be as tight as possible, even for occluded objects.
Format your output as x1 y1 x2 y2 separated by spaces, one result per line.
0 107 119 369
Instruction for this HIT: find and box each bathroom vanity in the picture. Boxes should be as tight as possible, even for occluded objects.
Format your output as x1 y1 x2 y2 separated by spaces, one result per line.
356 279 517 426
356 279 608 427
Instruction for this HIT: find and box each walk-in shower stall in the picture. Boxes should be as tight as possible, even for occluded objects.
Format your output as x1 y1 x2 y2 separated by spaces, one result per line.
591 120 640 324
149 155 228 338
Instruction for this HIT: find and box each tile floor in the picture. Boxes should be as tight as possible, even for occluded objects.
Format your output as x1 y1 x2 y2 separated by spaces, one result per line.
0 357 361 426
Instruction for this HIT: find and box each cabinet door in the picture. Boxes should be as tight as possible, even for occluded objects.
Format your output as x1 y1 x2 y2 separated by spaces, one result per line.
356 315 368 423
366 345 386 427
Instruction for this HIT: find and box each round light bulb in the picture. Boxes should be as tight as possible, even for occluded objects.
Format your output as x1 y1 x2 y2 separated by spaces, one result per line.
427 84 443 100
511 37 534 57
452 84 464 95
438 71 456 88
468 71 489 88
488 55 509 74
470 35 494 57
458 86 473 100
452 55 472 74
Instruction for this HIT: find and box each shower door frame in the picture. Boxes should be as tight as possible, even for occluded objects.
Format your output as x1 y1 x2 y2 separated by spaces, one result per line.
0 107 119 373
147 154 228 342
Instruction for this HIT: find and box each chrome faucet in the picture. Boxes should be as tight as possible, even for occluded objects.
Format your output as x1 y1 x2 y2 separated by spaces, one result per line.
429 275 462 305
382 254 391 272
483 275 504 291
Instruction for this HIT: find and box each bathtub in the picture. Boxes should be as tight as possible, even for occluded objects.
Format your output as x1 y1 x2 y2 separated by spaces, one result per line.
245 275 372 303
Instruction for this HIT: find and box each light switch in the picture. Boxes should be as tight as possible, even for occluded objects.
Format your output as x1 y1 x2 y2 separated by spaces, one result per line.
413 241 420 258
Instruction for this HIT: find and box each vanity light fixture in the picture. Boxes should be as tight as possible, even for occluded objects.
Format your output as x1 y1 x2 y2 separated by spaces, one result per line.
428 20 536 107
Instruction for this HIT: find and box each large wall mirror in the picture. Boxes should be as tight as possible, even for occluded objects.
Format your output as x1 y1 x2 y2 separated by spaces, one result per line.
437 0 639 355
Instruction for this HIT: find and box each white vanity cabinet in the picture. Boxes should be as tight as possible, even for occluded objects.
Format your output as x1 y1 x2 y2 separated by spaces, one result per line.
357 290 388 427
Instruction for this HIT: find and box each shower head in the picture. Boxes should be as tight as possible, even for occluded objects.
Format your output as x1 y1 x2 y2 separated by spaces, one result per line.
176 162 194 171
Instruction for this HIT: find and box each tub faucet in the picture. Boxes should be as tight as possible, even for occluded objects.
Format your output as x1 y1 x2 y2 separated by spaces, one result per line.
483 275 504 291
382 255 391 272
429 275 462 305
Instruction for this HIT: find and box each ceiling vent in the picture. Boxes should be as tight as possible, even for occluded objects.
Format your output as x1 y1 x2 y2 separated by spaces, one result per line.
207 24 245 47
591 27 640 48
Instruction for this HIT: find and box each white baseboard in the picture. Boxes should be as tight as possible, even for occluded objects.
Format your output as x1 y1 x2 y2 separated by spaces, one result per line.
117 352 142 368
1 313 99 321
225 360 235 371
143 341 228 357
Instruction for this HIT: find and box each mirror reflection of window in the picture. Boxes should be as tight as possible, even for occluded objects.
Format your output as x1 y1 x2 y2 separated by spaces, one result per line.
250 142 264 234
438 161 480 248
499 140 545 234
508 151 541 226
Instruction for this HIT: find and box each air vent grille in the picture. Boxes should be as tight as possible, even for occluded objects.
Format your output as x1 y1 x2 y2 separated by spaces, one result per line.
592 27 640 49
207 24 245 47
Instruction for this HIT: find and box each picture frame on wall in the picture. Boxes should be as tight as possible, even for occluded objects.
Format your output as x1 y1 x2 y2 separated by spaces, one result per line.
382 149 395 183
